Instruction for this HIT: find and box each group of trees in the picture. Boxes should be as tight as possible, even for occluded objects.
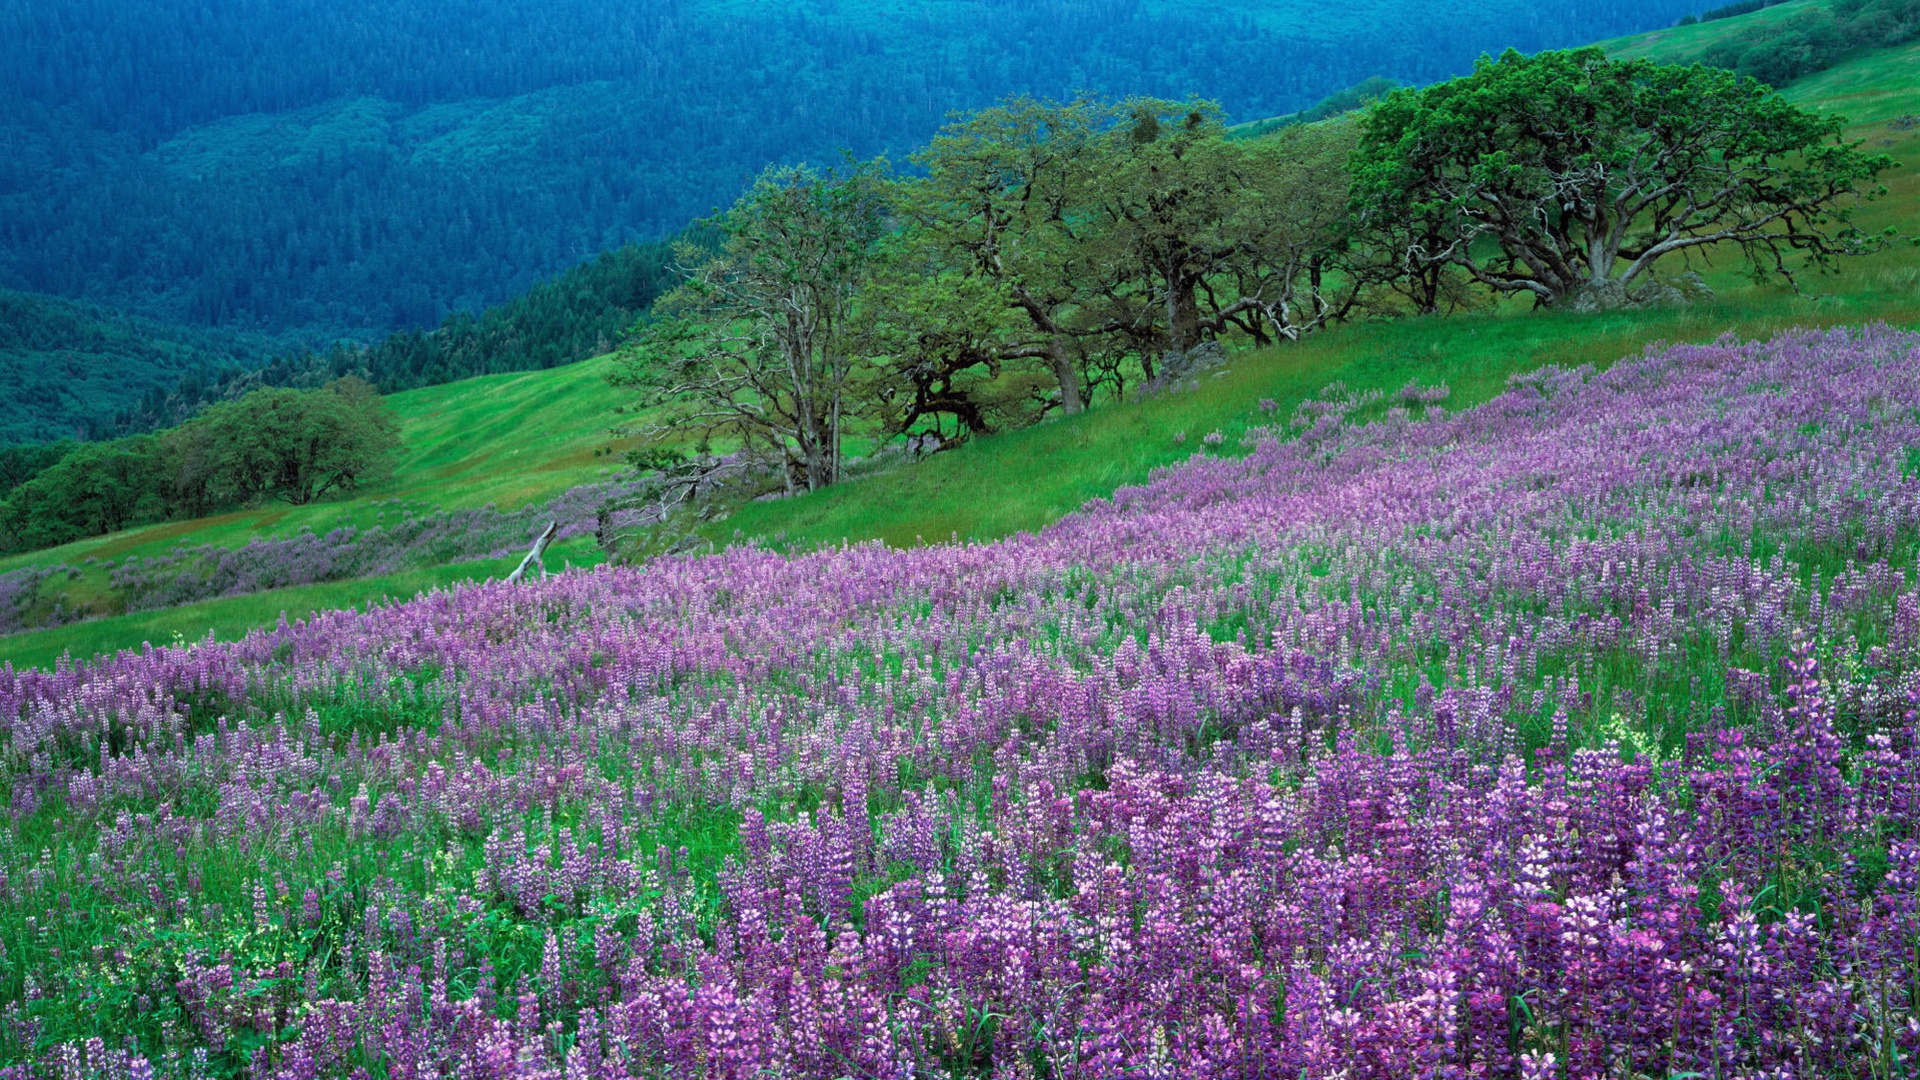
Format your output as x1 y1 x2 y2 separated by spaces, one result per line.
1679 0 1919 85
618 49 1893 495
110 239 684 435
0 379 398 554
0 232 682 550
0 234 680 448
618 102 1366 493
0 290 276 444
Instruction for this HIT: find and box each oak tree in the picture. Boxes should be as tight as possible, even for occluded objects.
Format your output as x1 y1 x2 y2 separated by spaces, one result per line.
615 160 890 493
1352 48 1895 310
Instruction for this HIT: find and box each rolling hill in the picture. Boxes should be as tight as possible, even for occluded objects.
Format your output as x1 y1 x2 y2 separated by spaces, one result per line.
7 8 1920 1073
0 292 276 443
1 12 1916 671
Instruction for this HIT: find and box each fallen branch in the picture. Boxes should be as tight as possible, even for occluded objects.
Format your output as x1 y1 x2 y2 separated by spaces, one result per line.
508 521 559 583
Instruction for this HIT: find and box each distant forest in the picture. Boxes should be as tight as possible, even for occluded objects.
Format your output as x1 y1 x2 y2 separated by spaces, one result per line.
0 0 1703 342
0 240 679 443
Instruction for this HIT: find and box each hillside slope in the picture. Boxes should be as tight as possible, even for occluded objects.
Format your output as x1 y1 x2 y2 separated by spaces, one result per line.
2 24 1916 669
0 358 637 667
0 292 273 443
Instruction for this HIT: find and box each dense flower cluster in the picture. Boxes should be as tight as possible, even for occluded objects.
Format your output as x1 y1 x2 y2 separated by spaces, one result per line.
2 326 1919 1077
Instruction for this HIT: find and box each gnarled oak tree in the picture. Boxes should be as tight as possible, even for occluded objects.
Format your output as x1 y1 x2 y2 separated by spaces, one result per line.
1352 48 1895 310
615 161 890 493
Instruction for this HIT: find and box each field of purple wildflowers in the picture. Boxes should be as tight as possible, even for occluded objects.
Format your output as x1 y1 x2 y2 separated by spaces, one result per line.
3 325 1919 1078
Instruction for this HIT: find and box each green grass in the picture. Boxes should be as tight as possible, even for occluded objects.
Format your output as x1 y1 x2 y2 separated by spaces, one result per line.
3 29 1916 670
0 355 630 666
1601 0 1836 60
0 536 605 672
0 356 635 578
1602 0 1920 130
0 357 637 658
708 282 1920 553
1779 39 1920 126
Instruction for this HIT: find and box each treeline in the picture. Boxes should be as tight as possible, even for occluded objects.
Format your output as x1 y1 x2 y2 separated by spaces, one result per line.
1 0 1701 338
105 239 684 434
0 380 397 555
618 49 1894 498
1677 0 1919 85
1231 77 1405 141
0 229 678 510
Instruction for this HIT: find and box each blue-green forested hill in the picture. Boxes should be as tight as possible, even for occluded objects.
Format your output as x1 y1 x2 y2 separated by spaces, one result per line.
1 0 1702 340
0 292 279 444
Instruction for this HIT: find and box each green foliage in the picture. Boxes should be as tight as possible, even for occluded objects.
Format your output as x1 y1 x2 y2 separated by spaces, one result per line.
0 291 275 444
616 97 1361 498
900 96 1123 414
184 378 401 507
1694 0 1920 83
615 161 892 493
616 59 1897 505
1230 75 1402 139
0 381 400 555
0 440 78 500
0 237 675 449
1078 105 1361 356
1703 0 1794 19
0 438 169 551
851 267 1057 444
708 290 1920 557
143 239 684 430
1 0 1702 347
1352 48 1897 310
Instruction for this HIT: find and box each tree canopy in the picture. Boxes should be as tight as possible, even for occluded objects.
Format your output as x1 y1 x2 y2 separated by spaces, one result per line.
613 162 891 494
611 59 1899 510
1351 48 1894 310
0 379 400 554
186 377 400 507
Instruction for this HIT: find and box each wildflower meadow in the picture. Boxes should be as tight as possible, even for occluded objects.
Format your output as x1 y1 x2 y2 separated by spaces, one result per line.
4 325 1920 1078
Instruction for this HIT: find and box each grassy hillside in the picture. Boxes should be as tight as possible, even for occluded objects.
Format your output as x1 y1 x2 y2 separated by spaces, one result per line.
0 358 636 667
2 356 632 574
2 25 1915 670
717 24 1920 550
1603 0 1836 57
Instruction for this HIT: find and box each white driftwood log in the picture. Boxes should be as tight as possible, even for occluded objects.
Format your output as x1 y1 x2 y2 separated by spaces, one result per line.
508 521 559 583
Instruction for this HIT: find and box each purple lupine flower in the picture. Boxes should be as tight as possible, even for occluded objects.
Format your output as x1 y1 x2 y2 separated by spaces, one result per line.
3 326 1920 1076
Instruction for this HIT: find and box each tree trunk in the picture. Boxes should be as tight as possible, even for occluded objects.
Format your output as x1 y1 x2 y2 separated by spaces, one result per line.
1165 271 1202 356
508 521 558 583
1049 336 1085 415
1562 278 1630 312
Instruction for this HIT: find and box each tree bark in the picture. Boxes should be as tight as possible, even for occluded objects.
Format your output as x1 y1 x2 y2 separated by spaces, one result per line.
1165 270 1202 356
1048 335 1085 415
